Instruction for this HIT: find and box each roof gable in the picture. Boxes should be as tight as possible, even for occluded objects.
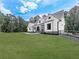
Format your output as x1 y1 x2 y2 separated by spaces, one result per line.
52 10 64 20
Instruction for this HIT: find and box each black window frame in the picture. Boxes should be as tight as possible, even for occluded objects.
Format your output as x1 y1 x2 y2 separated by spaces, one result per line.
47 23 51 30
48 17 51 19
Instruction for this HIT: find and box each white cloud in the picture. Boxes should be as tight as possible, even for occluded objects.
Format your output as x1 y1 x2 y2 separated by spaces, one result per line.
26 2 38 9
20 6 28 13
16 6 18 9
20 0 27 7
20 0 38 13
33 0 41 3
76 0 79 3
75 0 79 6
20 1 38 9
41 0 59 5
34 0 58 4
19 0 59 13
0 2 12 15
33 0 58 4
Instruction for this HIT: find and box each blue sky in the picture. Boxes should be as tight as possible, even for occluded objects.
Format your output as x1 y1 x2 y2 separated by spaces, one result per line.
0 0 79 21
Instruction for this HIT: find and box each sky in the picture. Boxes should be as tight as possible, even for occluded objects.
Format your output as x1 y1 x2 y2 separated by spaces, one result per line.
0 0 79 21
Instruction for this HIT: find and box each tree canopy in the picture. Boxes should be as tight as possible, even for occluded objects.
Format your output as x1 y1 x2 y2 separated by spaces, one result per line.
0 13 28 32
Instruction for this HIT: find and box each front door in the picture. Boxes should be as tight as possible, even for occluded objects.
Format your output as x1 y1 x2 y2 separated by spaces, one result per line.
37 26 40 32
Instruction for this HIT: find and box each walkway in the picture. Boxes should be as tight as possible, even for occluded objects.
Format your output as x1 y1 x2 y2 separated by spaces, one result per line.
24 32 40 35
62 32 79 41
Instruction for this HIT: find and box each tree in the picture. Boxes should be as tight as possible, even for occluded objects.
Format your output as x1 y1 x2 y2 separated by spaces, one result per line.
0 12 4 31
65 11 79 33
1 15 11 32
1 14 28 32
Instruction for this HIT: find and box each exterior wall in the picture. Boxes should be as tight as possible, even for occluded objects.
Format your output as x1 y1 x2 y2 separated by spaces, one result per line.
40 23 45 33
44 17 59 34
53 18 58 32
27 27 33 32
27 23 35 32
58 18 65 34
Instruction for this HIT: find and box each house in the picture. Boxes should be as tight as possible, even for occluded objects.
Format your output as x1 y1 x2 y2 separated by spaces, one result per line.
27 10 65 34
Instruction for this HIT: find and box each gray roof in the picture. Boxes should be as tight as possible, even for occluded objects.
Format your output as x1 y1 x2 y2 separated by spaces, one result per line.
52 10 64 20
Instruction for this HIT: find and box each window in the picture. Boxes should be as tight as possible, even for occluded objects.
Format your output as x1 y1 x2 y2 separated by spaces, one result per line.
35 20 36 22
39 21 41 23
47 23 51 30
48 17 51 19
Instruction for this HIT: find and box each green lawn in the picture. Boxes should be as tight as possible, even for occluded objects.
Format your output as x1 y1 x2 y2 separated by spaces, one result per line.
0 32 79 59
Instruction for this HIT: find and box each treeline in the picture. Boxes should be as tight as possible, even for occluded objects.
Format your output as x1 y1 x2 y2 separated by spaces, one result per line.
0 12 28 32
65 11 79 34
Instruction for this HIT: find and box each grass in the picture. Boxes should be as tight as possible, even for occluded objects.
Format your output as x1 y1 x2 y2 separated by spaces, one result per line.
0 32 79 59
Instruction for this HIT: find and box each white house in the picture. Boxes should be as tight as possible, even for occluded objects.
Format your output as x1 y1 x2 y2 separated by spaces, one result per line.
27 10 65 34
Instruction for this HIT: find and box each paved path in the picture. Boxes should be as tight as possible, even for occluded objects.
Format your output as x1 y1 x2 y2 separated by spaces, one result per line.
24 32 79 41
24 32 40 35
62 33 79 41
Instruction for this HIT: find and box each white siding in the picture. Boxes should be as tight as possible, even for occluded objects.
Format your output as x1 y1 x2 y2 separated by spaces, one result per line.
27 23 34 32
59 18 65 33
